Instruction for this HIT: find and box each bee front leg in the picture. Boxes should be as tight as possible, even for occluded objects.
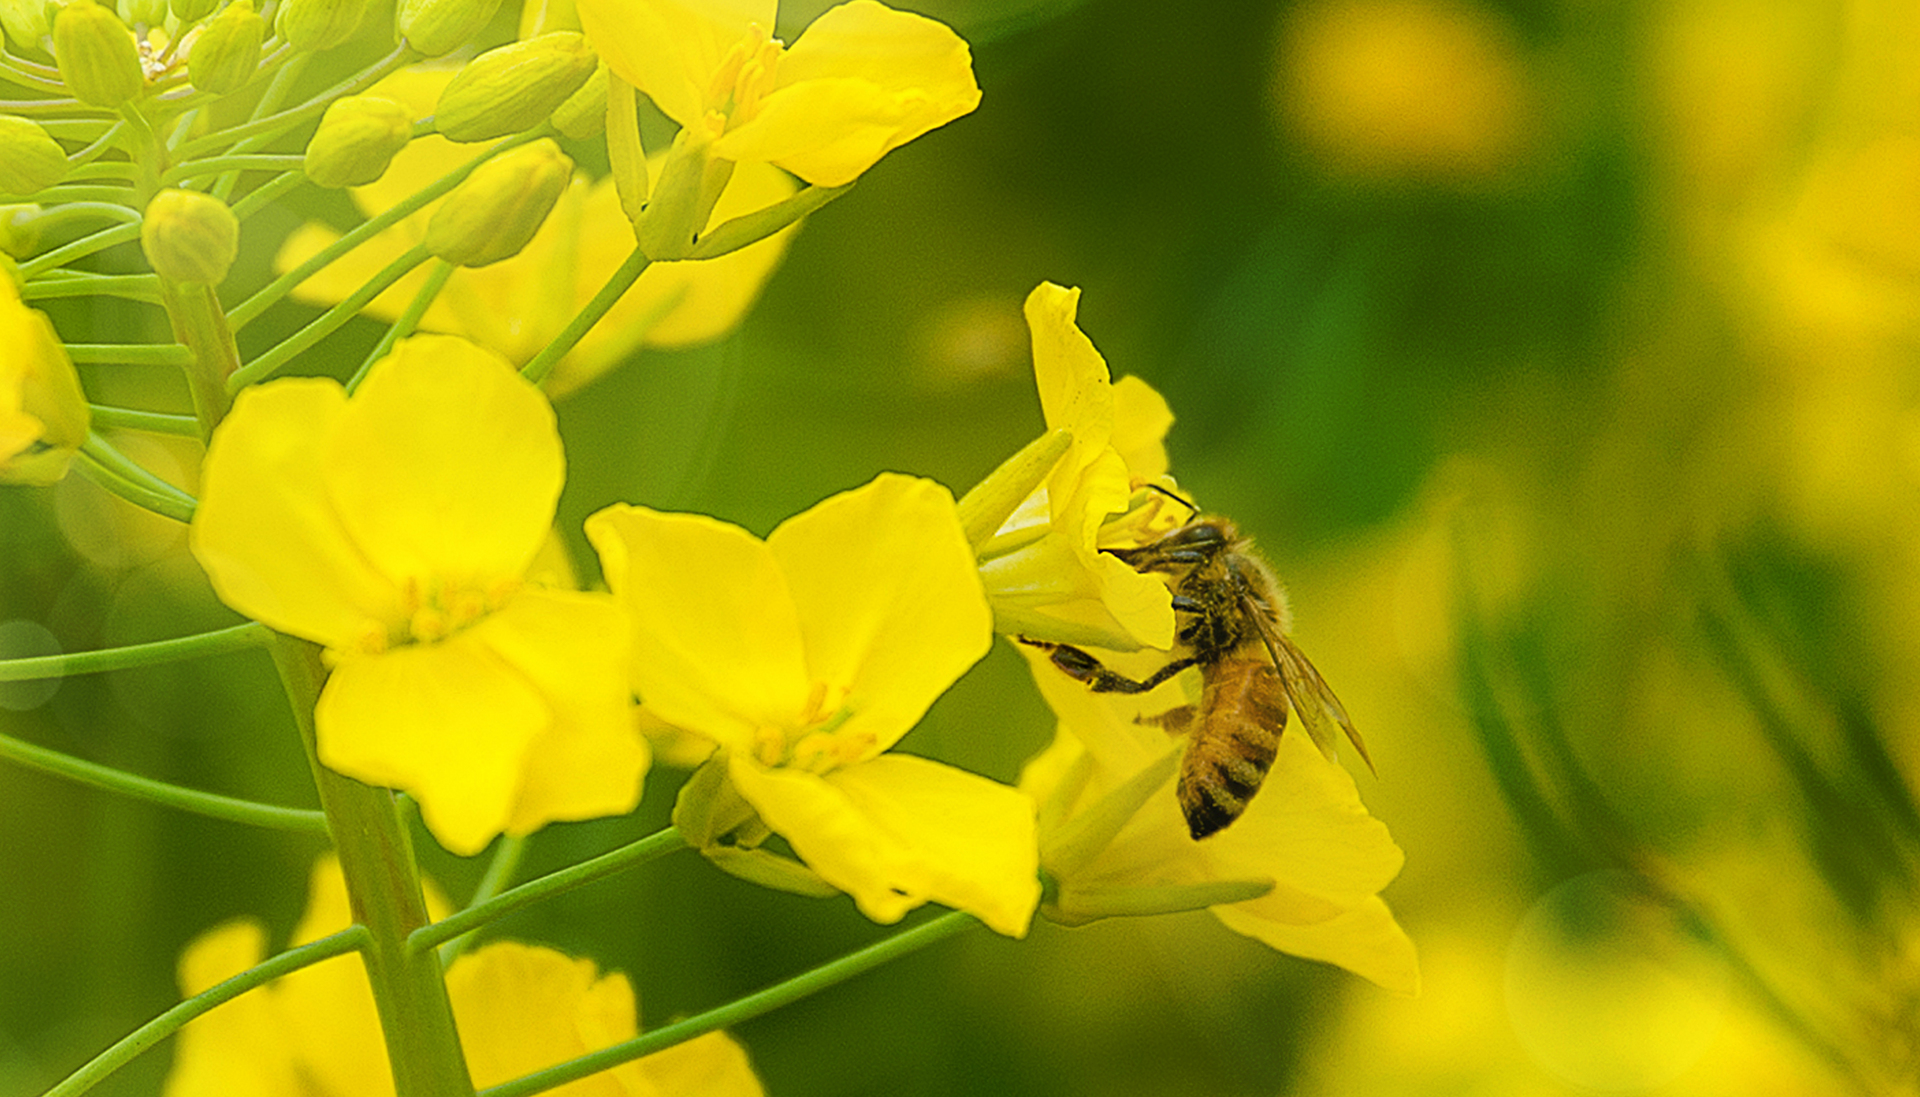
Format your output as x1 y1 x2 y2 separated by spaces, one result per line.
1015 638 1196 695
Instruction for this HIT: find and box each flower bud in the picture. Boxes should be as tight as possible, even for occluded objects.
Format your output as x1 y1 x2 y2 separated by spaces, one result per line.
186 0 264 95
0 0 53 52
0 116 69 197
53 0 144 108
548 61 606 141
0 205 41 258
303 95 413 188
0 277 89 486
394 0 499 56
122 0 166 28
171 0 220 22
274 0 365 51
434 32 597 143
141 188 239 284
424 138 571 267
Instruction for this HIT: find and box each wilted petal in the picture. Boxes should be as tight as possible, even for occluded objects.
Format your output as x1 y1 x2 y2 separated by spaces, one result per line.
191 379 403 647
766 473 991 757
728 752 1039 935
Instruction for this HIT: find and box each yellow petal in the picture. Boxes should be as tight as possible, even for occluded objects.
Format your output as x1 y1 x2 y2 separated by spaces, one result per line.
1213 896 1421 995
577 0 772 129
278 220 430 324
315 634 547 856
447 942 646 1094
1025 282 1113 451
729 753 1040 936
632 1031 766 1097
471 588 651 835
1110 374 1172 481
0 280 87 483
586 503 811 753
328 336 562 589
719 0 980 186
765 473 992 755
165 921 306 1097
191 378 404 646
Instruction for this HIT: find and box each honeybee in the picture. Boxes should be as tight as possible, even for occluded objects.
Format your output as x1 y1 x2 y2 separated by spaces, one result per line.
1023 506 1370 839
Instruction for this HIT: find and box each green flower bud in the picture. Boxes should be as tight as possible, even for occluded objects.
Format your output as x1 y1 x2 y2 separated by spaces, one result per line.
171 0 220 22
424 138 571 268
303 94 412 188
0 116 68 197
121 0 165 28
0 0 53 53
187 0 264 95
548 61 606 141
0 205 42 259
434 32 596 143
141 188 239 284
53 0 145 108
274 0 366 51
394 0 499 56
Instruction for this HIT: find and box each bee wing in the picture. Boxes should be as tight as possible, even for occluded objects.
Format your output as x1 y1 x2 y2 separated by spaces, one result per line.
1245 599 1374 773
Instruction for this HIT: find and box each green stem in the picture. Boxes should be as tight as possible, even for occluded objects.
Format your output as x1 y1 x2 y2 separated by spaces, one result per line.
519 247 650 387
174 45 414 161
481 911 979 1097
409 827 688 955
17 222 142 279
42 926 369 1097
230 169 306 221
75 434 198 523
348 258 452 392
87 404 201 434
18 185 138 206
271 637 476 1097
437 834 528 964
686 182 852 260
228 243 432 391
0 728 327 833
64 342 195 367
0 621 268 681
23 272 160 304
67 118 129 168
159 279 242 436
228 131 545 330
161 154 307 185
0 57 69 95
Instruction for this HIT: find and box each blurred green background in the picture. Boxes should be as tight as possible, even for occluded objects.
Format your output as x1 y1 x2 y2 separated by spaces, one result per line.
6 0 1920 1092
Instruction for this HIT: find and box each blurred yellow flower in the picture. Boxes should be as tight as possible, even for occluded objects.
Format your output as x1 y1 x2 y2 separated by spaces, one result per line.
1275 0 1533 185
189 335 646 855
166 857 763 1097
586 472 1041 937
276 65 797 397
1018 643 1418 993
0 274 89 485
970 282 1180 652
574 0 981 188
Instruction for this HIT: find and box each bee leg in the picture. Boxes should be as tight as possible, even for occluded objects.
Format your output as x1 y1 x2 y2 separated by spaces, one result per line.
1014 638 1195 694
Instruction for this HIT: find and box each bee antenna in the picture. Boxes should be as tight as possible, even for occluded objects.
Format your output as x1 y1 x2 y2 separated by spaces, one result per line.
1142 482 1198 518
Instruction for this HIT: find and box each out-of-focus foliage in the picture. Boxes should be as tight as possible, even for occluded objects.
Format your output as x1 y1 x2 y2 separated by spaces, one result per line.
6 0 1920 1093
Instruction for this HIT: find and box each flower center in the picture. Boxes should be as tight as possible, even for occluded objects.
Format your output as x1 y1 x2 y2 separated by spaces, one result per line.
706 24 785 130
345 575 520 655
750 680 875 773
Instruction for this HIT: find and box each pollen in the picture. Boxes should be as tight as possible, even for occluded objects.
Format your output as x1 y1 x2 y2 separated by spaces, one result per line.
705 25 784 127
398 575 511 645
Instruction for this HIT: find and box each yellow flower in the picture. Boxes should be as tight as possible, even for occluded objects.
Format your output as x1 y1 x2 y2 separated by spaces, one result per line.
585 473 1041 937
968 282 1181 652
575 0 981 189
1018 644 1419 993
0 274 89 485
189 335 646 855
165 857 763 1097
276 65 797 397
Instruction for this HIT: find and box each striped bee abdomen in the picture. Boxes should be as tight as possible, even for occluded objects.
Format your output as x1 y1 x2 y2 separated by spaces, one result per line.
1176 658 1286 839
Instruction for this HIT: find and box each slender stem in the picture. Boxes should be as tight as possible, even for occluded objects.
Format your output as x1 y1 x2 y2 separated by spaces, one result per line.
228 131 544 329
0 621 268 681
228 244 431 391
174 45 414 160
63 342 195 367
161 154 306 185
348 258 452 392
519 247 650 387
481 911 980 1097
409 827 688 955
17 223 142 279
272 637 477 1097
68 118 130 168
437 834 528 964
0 729 327 833
87 405 201 434
0 57 69 94
19 185 139 206
13 198 143 233
75 435 198 523
686 182 852 260
208 51 310 201
42 926 369 1097
230 169 306 222
24 273 161 304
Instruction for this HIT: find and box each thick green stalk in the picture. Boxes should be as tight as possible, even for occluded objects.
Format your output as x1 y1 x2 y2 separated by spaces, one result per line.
271 637 476 1097
159 279 242 437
